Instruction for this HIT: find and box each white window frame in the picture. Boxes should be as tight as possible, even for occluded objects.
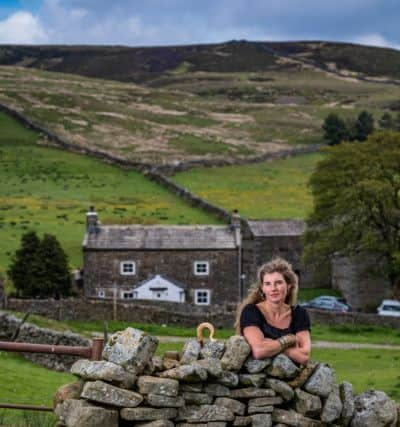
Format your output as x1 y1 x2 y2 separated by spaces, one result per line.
194 261 209 276
194 289 211 306
97 290 105 298
120 261 136 275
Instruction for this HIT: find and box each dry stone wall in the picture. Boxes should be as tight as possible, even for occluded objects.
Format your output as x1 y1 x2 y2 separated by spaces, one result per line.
55 327 399 427
6 298 400 329
0 311 90 371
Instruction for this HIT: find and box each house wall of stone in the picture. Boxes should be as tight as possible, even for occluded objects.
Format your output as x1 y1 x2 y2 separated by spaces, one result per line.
83 249 239 305
331 254 392 312
241 230 315 292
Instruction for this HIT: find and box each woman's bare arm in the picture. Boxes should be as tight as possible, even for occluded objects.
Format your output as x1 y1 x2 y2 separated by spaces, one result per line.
283 330 311 365
242 326 282 359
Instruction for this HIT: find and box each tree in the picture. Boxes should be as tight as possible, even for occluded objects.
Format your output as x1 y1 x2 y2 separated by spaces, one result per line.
322 113 349 145
379 112 393 130
7 231 41 297
303 131 400 289
354 110 374 141
8 232 71 298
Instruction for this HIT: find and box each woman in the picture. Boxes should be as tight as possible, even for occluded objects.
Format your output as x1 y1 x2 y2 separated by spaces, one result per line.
235 258 311 365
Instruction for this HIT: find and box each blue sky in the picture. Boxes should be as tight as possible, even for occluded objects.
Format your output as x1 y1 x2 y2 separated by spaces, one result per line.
0 0 399 50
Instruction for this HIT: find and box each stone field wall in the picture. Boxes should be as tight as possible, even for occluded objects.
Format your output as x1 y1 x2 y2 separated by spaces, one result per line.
5 298 400 329
54 327 400 427
0 311 90 371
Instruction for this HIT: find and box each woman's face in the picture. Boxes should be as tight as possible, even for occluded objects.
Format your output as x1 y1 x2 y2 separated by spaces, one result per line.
261 271 290 304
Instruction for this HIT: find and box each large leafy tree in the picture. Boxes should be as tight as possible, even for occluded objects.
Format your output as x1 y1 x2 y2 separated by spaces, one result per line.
303 131 400 289
8 232 71 298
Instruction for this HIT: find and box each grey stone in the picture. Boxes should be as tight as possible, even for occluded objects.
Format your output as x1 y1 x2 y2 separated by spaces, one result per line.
55 399 118 427
163 358 181 370
248 397 284 407
216 370 239 388
303 363 336 398
272 408 324 427
351 390 398 427
54 381 84 408
81 380 143 407
321 384 342 423
233 416 252 426
177 424 227 427
180 339 201 364
152 356 164 372
220 336 251 371
287 361 319 389
177 405 235 422
180 383 203 392
146 393 185 407
294 388 322 418
136 421 174 427
247 405 273 414
244 356 271 374
200 340 226 359
70 359 135 386
194 358 223 378
121 407 178 421
239 374 266 388
265 378 294 401
181 392 213 405
340 381 355 427
267 354 299 379
250 414 272 427
214 397 246 415
137 375 179 397
230 388 275 399
102 327 158 374
159 364 208 382
204 383 230 397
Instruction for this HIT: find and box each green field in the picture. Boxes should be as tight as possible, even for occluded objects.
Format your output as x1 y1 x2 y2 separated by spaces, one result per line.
0 111 220 276
172 152 324 219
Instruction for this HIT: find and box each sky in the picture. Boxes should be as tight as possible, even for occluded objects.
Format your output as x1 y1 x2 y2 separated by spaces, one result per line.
0 0 399 50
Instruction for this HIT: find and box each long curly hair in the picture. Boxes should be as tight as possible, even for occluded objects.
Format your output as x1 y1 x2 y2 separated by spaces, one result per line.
234 257 299 334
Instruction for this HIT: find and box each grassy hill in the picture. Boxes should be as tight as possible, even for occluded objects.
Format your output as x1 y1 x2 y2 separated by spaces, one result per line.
1 61 400 164
172 152 323 219
0 111 220 276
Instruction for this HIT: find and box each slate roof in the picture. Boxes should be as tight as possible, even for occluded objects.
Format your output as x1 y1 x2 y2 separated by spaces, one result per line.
83 225 236 250
247 220 306 237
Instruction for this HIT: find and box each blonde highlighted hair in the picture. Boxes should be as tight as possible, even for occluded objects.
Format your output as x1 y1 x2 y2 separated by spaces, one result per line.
234 257 299 334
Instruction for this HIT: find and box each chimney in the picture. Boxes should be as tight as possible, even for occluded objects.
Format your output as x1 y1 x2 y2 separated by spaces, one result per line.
86 206 99 233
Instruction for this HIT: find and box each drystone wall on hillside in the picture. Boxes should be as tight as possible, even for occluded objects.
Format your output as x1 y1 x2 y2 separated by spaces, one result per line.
55 327 400 427
0 311 90 371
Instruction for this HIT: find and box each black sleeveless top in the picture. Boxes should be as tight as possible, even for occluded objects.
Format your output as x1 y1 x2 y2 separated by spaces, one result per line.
240 304 311 339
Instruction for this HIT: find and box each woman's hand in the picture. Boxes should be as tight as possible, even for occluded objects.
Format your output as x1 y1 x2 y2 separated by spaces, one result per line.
283 330 311 365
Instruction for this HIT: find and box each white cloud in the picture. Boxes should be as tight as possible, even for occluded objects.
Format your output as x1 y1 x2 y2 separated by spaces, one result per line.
0 11 48 44
353 33 400 50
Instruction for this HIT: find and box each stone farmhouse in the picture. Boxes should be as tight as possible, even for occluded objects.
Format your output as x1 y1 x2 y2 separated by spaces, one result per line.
83 209 309 306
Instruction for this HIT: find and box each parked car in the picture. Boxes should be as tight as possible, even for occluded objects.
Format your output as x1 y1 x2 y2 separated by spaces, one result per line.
377 300 400 317
300 295 351 312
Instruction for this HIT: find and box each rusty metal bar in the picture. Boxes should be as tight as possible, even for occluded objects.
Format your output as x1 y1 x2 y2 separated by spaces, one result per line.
0 403 53 412
0 341 92 358
0 338 104 360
